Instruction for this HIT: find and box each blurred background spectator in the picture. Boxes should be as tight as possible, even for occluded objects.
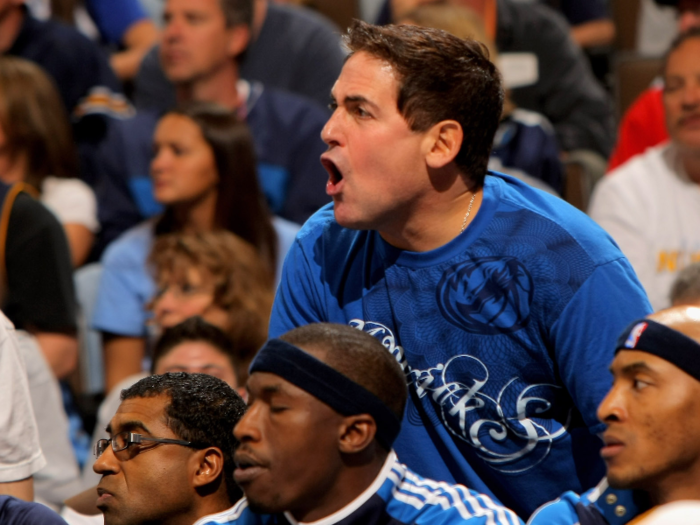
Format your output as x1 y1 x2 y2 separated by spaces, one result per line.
589 29 700 311
91 103 290 393
26 0 159 82
0 57 98 267
134 0 345 110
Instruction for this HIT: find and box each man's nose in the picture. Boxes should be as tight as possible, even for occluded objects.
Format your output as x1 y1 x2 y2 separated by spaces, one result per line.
321 110 341 147
233 403 261 443
597 385 625 424
94 443 120 475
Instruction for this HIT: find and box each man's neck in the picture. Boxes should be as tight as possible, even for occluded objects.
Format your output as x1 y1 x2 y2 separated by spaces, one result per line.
175 63 241 111
647 466 700 507
289 454 389 523
680 146 700 185
379 178 484 253
0 5 24 53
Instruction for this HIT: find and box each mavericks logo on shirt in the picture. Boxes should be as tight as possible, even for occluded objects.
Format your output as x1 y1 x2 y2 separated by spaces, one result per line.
350 318 570 474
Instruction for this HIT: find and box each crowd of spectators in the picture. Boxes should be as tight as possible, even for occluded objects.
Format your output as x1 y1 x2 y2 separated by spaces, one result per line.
2 0 700 523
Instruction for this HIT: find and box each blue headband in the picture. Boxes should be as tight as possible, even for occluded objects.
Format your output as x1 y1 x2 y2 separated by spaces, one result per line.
249 339 401 450
616 318 700 382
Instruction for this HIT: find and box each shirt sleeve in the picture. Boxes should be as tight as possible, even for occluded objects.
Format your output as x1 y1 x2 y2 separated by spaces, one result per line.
41 177 100 233
0 315 46 483
4 195 77 334
527 491 583 525
91 228 153 337
550 258 652 434
269 232 327 338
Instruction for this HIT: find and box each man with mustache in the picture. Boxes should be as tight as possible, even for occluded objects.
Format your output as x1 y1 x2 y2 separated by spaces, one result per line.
230 323 522 525
92 372 247 525
529 305 700 524
589 27 700 311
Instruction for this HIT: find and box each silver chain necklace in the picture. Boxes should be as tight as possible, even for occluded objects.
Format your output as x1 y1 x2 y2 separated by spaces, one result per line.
459 191 477 234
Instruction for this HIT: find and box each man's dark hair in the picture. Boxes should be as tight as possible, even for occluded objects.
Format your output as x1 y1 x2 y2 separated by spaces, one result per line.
670 262 700 305
219 0 254 28
344 20 503 186
121 373 247 503
279 323 408 423
151 317 236 374
663 27 700 78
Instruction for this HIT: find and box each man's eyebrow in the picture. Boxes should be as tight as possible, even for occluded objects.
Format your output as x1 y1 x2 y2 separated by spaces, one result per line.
105 420 153 436
611 361 656 376
342 95 379 110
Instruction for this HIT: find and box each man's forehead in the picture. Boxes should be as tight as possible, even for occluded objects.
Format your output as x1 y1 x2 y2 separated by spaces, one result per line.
333 53 398 99
165 0 221 15
110 395 171 432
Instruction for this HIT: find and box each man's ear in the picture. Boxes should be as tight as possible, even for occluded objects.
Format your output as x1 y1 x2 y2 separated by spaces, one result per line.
338 414 377 454
226 24 251 59
424 120 463 169
191 447 225 488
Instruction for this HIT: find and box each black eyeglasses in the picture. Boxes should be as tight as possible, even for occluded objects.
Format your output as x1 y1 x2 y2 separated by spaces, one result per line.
94 431 198 458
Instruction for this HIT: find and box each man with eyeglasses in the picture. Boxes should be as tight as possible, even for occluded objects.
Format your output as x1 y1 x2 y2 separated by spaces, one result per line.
92 372 247 525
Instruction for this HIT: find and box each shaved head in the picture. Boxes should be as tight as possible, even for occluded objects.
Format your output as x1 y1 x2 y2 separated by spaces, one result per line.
648 306 700 344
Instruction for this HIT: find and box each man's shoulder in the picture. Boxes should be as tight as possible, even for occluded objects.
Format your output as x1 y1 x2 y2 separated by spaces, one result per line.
488 173 623 265
527 479 648 525
382 461 523 525
605 144 672 183
193 500 276 525
0 496 67 524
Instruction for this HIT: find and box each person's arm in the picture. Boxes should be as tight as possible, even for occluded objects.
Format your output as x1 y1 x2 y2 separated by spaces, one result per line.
571 19 615 48
550 258 652 435
64 223 95 267
0 314 46 495
33 333 78 380
110 20 159 81
0 478 33 502
269 216 329 337
102 334 145 393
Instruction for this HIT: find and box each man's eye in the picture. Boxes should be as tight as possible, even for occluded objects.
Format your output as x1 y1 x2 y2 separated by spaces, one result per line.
354 107 370 117
328 100 338 111
633 378 650 390
270 406 288 414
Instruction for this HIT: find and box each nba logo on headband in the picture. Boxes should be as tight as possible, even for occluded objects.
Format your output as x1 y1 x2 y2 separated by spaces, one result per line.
625 322 648 349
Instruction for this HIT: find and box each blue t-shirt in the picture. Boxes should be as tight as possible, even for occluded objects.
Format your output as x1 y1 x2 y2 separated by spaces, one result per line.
195 454 522 525
269 173 652 518
0 496 67 524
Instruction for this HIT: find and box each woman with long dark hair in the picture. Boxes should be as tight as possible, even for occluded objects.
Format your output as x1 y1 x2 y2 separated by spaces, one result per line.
92 102 299 392
0 56 98 266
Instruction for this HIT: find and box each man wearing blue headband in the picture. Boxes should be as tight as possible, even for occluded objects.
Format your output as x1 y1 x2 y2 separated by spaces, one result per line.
222 323 522 525
529 305 700 524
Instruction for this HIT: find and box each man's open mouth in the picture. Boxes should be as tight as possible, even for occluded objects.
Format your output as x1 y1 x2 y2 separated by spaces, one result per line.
321 157 343 184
